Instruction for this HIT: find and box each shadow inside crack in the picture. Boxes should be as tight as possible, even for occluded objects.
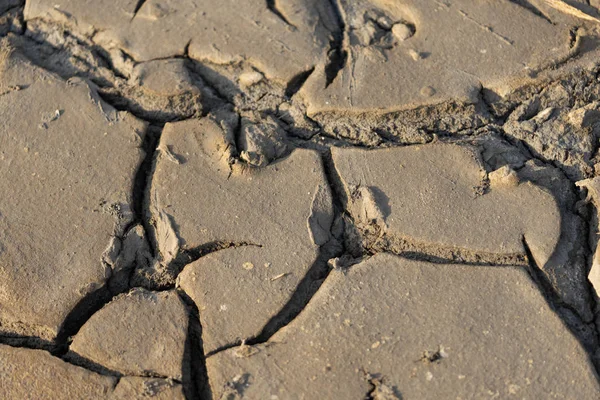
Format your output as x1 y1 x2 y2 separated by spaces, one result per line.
178 289 212 400
245 238 342 348
53 285 113 357
522 236 600 382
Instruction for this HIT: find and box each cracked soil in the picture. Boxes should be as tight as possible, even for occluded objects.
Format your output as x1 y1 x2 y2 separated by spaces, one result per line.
3 0 600 399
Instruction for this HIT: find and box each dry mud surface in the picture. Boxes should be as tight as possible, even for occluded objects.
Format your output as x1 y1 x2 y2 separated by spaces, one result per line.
5 0 600 398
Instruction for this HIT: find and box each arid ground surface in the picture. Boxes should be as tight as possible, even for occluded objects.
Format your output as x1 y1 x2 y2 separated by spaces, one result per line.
4 0 600 398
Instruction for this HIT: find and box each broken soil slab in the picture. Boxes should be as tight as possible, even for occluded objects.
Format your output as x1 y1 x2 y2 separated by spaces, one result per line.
24 0 337 85
516 159 594 321
297 0 594 141
301 0 574 113
207 254 600 399
331 143 592 319
0 44 146 340
69 289 189 380
476 131 594 321
0 344 184 399
332 143 560 265
10 28 212 121
0 343 116 398
144 117 334 353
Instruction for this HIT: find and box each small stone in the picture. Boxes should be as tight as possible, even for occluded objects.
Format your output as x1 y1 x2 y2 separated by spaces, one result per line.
534 107 554 123
239 71 264 87
243 262 255 270
376 16 393 30
420 86 435 97
408 49 422 60
392 23 413 41
488 165 520 187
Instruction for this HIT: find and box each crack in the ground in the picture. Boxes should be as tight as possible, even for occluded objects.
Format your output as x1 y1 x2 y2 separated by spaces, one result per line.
132 0 148 21
178 290 212 400
0 333 55 353
134 123 164 258
266 0 296 28
243 239 341 344
169 241 264 282
203 239 343 359
508 0 555 24
285 66 315 98
4 2 600 395
0 337 180 382
361 231 528 267
324 0 348 88
204 152 345 358
577 198 600 360
53 287 114 357
521 236 600 374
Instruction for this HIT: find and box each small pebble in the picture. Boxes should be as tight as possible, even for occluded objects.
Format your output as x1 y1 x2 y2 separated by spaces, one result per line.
376 16 393 30
239 71 264 87
408 49 422 61
420 86 436 97
392 23 413 41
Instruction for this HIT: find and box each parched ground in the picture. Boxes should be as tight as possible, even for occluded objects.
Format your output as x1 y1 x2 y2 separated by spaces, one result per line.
3 0 600 398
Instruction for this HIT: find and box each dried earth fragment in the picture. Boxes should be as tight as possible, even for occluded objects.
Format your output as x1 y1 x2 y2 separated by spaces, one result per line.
118 58 205 121
144 117 334 353
0 43 146 340
24 0 337 84
301 0 574 114
503 82 600 181
208 254 600 399
70 289 188 380
0 344 184 399
332 143 559 265
6 29 213 121
515 159 594 321
0 344 116 399
331 143 591 319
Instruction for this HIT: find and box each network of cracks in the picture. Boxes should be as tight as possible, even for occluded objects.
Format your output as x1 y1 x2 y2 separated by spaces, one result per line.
3 0 600 399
